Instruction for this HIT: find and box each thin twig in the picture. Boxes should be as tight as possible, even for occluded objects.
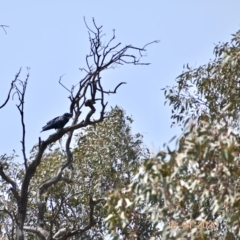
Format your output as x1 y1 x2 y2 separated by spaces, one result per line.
0 68 21 109
59 74 71 93
0 25 9 34
9 18 159 240
15 70 30 170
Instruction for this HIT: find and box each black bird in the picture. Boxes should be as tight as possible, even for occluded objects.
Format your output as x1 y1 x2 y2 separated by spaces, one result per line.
41 113 72 132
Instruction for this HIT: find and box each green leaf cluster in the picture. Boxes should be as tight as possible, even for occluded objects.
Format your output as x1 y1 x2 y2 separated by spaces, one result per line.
105 30 240 240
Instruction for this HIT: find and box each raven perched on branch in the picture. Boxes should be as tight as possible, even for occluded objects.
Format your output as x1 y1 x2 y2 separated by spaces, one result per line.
41 113 72 132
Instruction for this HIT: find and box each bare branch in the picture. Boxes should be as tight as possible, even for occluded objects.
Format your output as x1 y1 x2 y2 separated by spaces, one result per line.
0 25 9 34
60 19 158 123
142 40 160 50
83 16 95 34
23 226 49 240
59 74 71 93
96 81 126 94
11 19 158 240
37 174 73 226
0 165 20 202
36 113 81 228
56 196 104 239
0 208 15 223
15 69 30 170
53 228 66 239
0 68 21 109
0 207 15 238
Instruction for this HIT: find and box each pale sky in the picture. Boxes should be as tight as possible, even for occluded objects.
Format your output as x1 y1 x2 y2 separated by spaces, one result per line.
1 1 240 156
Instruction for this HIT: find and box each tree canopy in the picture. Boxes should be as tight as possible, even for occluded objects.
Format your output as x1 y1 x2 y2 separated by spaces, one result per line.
1 106 148 239
0 19 156 240
1 19 240 240
105 30 240 239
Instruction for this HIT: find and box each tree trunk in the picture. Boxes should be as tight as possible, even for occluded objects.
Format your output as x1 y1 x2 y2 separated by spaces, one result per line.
16 205 25 240
16 227 24 240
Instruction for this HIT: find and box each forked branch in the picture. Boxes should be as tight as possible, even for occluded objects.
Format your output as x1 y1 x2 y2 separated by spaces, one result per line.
10 18 158 240
0 24 9 34
53 196 104 239
60 18 159 127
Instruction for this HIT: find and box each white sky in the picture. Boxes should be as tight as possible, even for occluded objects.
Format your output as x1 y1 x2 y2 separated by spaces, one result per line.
1 1 240 156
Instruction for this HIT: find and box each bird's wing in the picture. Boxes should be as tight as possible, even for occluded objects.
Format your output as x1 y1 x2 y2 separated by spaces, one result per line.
41 115 68 132
46 116 60 125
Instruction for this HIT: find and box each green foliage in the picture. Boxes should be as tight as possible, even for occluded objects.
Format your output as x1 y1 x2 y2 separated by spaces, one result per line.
0 106 148 239
105 30 240 239
162 30 240 130
0 152 23 239
105 119 240 239
2 26 240 240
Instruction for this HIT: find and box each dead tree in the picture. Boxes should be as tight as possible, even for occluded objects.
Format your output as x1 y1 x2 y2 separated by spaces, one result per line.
0 19 158 240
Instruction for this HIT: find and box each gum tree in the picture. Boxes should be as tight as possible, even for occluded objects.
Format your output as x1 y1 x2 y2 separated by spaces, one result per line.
0 19 157 240
105 30 240 239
